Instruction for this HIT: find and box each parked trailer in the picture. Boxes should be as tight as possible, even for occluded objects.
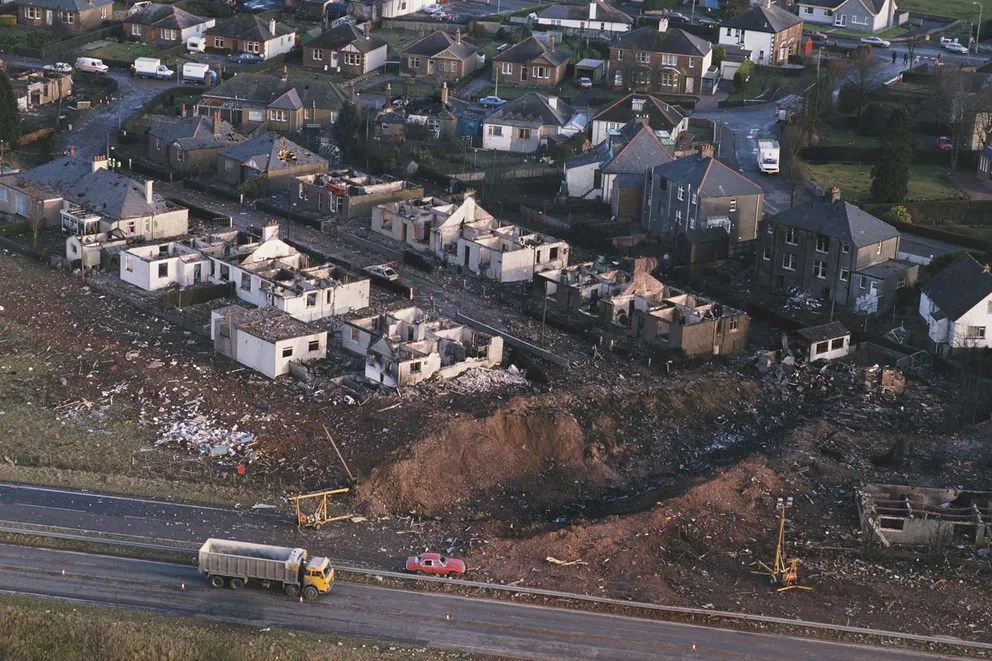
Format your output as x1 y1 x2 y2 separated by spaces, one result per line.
181 62 217 85
197 538 334 600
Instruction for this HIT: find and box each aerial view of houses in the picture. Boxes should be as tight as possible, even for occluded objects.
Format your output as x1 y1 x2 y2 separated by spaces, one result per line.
3 0 992 656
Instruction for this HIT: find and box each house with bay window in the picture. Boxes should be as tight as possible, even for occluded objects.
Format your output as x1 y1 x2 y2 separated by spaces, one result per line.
197 74 347 133
797 0 901 34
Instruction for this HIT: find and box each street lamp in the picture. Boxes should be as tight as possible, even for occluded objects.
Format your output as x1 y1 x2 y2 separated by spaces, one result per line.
975 1 984 56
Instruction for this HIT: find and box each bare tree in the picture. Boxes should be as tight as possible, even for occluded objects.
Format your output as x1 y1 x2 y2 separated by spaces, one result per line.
933 67 971 170
780 123 810 207
846 46 887 117
28 204 45 249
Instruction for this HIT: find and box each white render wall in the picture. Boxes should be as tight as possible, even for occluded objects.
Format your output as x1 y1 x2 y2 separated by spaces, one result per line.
264 33 297 60
920 291 992 349
718 28 775 65
807 336 850 362
565 160 601 199
210 310 327 379
380 0 431 18
275 279 370 322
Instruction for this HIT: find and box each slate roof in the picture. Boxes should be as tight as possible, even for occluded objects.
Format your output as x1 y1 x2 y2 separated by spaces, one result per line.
593 93 686 131
721 5 802 33
149 115 245 151
602 123 673 174
485 92 576 129
537 0 632 25
921 253 992 321
652 154 764 198
305 23 386 53
493 36 568 67
201 74 347 111
796 321 850 343
15 0 111 11
613 26 711 56
125 3 208 29
206 14 294 40
800 0 885 12
564 139 612 169
10 155 94 194
216 305 320 342
401 31 478 60
64 170 171 219
220 134 325 173
771 199 899 248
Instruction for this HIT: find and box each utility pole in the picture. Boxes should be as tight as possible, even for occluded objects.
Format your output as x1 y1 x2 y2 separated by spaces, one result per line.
975 2 984 56
0 140 4 176
118 93 122 131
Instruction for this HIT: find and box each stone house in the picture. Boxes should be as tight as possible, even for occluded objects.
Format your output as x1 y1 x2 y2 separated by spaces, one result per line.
400 30 479 83
303 22 387 75
609 19 713 95
197 74 347 133
147 114 245 175
217 134 327 191
492 35 569 88
123 3 214 46
15 0 111 33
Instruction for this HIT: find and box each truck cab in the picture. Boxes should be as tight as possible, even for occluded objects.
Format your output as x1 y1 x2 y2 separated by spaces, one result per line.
304 556 334 594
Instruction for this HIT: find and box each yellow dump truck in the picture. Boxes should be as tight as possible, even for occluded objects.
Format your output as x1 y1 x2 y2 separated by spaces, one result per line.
198 538 334 600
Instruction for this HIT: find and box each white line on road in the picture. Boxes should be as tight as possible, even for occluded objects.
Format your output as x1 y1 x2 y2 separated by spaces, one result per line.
0 482 237 513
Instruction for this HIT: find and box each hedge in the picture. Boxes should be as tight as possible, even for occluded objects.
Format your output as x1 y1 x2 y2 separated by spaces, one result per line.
801 145 977 167
862 200 992 228
41 25 121 60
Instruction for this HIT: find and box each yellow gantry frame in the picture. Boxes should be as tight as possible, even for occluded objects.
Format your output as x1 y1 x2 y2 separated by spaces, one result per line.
289 488 351 528
751 497 812 592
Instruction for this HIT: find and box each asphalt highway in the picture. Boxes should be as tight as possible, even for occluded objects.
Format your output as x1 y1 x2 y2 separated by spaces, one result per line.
0 544 953 660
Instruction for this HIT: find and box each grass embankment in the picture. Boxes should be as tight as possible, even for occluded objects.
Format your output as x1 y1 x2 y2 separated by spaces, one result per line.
807 163 961 201
0 594 480 661
898 0 988 21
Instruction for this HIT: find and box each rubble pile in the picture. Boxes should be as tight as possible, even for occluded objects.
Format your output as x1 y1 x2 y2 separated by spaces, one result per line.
150 396 262 471
447 366 529 394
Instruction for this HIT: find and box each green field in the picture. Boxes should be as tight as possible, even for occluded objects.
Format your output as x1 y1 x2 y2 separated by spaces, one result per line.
808 163 962 202
815 126 880 148
898 0 988 21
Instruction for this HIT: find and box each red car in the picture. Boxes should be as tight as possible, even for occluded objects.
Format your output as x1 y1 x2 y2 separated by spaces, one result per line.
405 553 466 577
937 136 953 150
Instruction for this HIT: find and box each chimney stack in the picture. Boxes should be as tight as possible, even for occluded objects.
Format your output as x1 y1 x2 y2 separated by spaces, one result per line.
828 186 841 204
588 1 597 20
364 21 370 38
91 154 109 173
549 35 555 50
385 82 392 108
269 18 276 35
548 95 558 110
144 180 154 205
455 28 461 44
213 111 221 138
261 219 279 241
281 64 288 81
698 143 715 159
657 17 668 32
441 81 449 106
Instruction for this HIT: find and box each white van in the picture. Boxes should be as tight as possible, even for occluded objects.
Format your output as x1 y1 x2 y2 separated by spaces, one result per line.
75 57 109 74
186 36 206 53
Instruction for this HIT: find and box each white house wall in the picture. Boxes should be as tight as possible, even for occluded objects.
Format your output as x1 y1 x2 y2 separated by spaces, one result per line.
718 28 774 65
920 291 992 349
275 279 370 322
565 161 601 199
264 34 296 60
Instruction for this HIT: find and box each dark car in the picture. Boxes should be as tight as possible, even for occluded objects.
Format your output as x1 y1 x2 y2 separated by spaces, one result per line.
804 30 828 41
405 553 466 577
230 53 264 64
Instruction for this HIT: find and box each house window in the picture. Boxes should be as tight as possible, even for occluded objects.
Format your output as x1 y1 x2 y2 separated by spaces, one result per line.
308 339 320 351
987 300 992 315
124 221 136 235
306 292 317 307
677 186 684 201
158 263 168 278
660 54 677 66
840 268 849 282
859 276 868 290
813 260 826 279
25 7 41 18
967 326 987 339
762 247 771 261
219 325 229 338
154 138 162 151
617 49 623 61
225 160 234 171
803 5 813 13
729 317 739 332
831 337 845 350
876 243 882 255
691 192 697 205
241 273 251 290
488 125 502 137
162 29 176 41
220 265 230 281
785 227 797 245
313 49 323 60
518 128 530 139
176 149 184 162
246 41 261 53
896 278 906 289
688 57 696 68
501 62 513 75
782 254 796 271
304 108 312 120
345 53 361 66
269 110 288 123
131 24 142 36
101 6 107 18
841 242 850 253
815 341 829 355
815 235 829 253
676 209 682 224
248 110 264 122
125 255 133 272
411 361 422 373
410 57 421 69
729 198 737 212
214 37 225 48
766 223 773 234
533 65 549 79
636 51 650 64
350 327 359 341
60 10 74 22
282 346 293 358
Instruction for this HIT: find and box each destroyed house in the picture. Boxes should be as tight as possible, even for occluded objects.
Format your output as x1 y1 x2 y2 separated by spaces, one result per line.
119 222 370 322
456 223 570 284
371 193 495 256
211 305 327 379
539 260 748 356
340 306 503 387
11 69 72 111
217 134 327 190
295 169 423 219
857 484 992 547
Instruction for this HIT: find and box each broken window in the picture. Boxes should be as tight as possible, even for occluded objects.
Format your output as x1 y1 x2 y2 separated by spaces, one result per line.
158 263 168 278
841 242 850 253
782 253 795 271
859 276 868 290
549 246 559 261
830 337 844 350
351 328 360 341
125 255 133 272
879 517 904 530
219 325 229 338
815 341 829 355
729 318 739 332
241 273 251 291
411 362 422 373
306 293 317 307
282 347 293 358
308 340 320 352
220 265 230 281
840 268 849 282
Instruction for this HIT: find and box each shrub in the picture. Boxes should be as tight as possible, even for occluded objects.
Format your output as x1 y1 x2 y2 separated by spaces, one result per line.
886 205 912 224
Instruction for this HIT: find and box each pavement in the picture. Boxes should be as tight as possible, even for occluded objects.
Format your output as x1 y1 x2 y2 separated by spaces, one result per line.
0 541 958 660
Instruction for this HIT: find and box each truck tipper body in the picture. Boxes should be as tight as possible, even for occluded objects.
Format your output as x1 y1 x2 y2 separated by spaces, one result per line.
757 139 780 174
198 538 334 599
133 57 174 80
181 62 216 85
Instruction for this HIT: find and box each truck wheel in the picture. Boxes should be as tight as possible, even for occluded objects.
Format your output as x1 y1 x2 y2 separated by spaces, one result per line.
209 575 225 589
284 584 300 598
415 570 425 576
230 577 245 590
303 585 318 600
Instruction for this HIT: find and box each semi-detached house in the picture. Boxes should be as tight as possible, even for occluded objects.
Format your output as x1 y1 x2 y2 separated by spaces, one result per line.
718 4 804 66
400 30 479 83
919 253 992 355
204 15 296 60
123 3 214 47
197 74 347 132
798 0 900 34
610 19 713 95
303 22 388 75
482 92 587 153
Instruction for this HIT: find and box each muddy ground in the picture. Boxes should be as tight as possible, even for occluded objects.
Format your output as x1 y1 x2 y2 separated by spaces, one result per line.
1 248 991 642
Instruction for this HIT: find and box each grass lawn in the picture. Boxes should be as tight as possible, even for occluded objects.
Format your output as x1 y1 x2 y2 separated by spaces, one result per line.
824 24 915 39
807 163 962 201
816 125 879 148
0 26 57 50
376 28 424 57
732 66 816 102
897 0 988 21
87 42 181 62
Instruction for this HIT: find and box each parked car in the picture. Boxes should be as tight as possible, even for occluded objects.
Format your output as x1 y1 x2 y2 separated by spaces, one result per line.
694 16 717 26
434 11 452 20
478 95 506 108
803 30 828 42
945 42 970 54
576 76 593 89
937 136 953 150
229 53 264 64
422 3 442 13
43 62 73 74
860 36 891 48
666 11 689 21
405 553 466 577
364 264 400 281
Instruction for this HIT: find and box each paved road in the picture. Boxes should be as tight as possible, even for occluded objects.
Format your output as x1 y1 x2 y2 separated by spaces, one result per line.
0 544 954 660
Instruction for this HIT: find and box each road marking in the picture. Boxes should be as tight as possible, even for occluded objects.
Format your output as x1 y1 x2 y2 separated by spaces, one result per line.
0 482 236 513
